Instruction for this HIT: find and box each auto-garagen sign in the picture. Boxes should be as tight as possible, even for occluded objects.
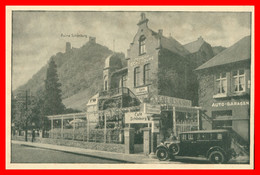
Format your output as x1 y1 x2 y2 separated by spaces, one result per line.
125 112 151 123
212 101 250 107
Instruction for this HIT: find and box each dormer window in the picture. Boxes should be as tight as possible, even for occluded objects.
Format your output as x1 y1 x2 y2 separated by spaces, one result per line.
139 35 146 55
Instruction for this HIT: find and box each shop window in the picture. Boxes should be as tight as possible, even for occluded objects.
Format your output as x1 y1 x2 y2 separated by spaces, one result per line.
233 69 245 93
139 35 146 55
212 110 232 118
215 72 227 94
134 67 141 87
144 63 150 84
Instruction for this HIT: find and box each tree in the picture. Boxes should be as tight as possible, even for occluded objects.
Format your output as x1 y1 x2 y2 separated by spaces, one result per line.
43 57 65 116
12 90 34 141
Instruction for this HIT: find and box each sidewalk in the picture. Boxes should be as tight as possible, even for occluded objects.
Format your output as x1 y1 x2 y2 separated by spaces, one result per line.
11 140 163 164
11 140 249 164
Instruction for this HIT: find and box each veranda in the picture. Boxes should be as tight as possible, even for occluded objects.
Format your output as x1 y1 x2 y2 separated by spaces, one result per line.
47 106 140 144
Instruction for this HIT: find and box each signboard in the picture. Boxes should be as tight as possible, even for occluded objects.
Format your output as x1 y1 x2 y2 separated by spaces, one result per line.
136 86 148 94
149 95 192 107
144 103 161 114
130 55 153 67
212 101 249 107
125 112 150 124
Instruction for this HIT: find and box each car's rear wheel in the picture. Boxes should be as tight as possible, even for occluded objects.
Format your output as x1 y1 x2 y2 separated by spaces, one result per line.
208 151 226 164
169 143 180 156
156 148 169 161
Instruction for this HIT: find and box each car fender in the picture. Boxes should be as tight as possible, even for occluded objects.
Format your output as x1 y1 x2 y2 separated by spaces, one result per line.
206 146 226 158
156 144 169 152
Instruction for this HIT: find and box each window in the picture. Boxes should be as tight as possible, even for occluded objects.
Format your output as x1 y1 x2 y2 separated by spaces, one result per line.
233 69 245 92
134 67 141 87
216 73 227 94
144 64 150 84
139 35 146 55
188 134 193 140
181 134 187 141
217 134 223 140
104 81 108 91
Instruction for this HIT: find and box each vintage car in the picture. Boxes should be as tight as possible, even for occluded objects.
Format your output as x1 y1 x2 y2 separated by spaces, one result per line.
156 130 236 163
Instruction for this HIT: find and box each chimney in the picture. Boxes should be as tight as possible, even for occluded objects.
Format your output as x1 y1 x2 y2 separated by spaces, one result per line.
66 42 71 53
158 29 163 37
137 12 149 26
89 36 96 44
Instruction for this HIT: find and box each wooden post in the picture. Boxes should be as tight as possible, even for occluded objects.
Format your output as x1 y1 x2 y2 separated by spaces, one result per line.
51 118 53 138
104 112 107 143
197 109 200 130
73 115 75 140
87 114 89 142
173 107 177 137
61 116 63 139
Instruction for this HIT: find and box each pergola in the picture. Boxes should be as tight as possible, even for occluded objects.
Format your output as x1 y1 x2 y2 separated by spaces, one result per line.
47 106 141 142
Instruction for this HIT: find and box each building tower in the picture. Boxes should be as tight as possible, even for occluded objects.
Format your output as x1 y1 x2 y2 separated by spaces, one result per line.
66 42 71 53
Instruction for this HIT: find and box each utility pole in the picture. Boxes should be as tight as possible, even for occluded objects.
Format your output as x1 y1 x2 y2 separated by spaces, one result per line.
25 90 28 141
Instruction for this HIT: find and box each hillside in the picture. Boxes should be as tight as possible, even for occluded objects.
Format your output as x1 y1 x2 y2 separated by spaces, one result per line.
212 46 226 56
15 40 126 111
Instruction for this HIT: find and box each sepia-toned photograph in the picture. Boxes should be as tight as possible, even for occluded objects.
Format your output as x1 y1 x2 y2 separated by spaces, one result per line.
6 6 254 169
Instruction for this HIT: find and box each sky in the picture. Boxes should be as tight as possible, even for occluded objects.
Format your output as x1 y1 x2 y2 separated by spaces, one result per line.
12 11 251 90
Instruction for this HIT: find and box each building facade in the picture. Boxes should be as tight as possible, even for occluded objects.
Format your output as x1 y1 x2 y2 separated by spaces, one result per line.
196 36 251 144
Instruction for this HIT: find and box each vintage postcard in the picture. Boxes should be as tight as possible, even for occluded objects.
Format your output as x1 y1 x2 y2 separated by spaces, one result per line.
6 6 254 169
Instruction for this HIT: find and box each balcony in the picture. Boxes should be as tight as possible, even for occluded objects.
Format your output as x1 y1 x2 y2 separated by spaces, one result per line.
99 87 132 98
98 87 141 110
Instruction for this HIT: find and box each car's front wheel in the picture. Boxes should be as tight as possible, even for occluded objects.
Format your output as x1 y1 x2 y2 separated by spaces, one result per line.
208 150 226 164
156 148 169 161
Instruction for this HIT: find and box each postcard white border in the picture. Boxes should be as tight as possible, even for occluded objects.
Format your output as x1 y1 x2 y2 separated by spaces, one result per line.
5 5 255 170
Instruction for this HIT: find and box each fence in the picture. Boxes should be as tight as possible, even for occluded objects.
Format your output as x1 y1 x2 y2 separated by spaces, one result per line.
175 120 199 136
49 128 124 144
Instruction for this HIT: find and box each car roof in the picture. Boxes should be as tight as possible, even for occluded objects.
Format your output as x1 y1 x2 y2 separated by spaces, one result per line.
179 129 229 134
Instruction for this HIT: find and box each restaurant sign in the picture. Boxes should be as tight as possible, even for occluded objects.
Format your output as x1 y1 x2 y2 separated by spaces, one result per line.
125 112 150 124
144 103 161 114
212 101 249 107
149 95 192 107
136 86 148 94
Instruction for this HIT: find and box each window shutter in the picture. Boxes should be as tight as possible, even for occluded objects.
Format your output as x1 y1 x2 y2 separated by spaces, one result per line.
245 69 250 94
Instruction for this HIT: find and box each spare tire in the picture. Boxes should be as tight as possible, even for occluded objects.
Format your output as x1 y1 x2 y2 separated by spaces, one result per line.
169 143 180 156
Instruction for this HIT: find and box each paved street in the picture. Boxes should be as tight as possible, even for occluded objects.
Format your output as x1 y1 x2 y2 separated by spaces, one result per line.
11 143 127 163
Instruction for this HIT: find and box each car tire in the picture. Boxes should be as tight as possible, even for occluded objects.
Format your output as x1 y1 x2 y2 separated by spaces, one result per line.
169 143 180 156
156 148 169 161
208 150 226 164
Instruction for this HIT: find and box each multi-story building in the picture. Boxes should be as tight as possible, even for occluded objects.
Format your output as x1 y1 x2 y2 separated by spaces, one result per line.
195 36 251 147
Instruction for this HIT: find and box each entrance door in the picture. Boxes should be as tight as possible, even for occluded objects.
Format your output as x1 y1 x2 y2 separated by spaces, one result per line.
131 123 147 154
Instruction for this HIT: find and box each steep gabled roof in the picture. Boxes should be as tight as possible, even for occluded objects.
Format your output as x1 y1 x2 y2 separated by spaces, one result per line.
196 35 251 71
184 36 206 53
160 35 190 57
150 29 190 57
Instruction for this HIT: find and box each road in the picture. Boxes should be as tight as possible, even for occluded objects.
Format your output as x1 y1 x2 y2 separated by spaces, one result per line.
11 143 128 163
